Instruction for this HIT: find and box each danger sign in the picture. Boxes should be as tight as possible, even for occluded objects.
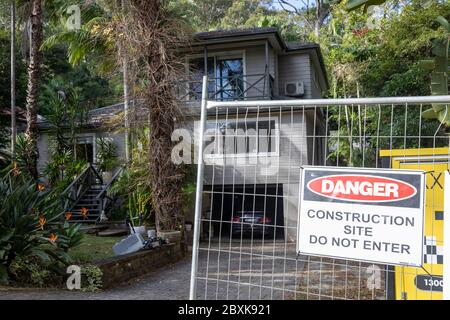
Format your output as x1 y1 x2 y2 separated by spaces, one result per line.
297 167 425 267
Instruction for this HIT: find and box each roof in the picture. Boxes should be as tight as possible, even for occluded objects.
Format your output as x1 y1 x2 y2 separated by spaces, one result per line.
0 106 27 123
195 27 282 41
193 27 329 88
38 102 126 130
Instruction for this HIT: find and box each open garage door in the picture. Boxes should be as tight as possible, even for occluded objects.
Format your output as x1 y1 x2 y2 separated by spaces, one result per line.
203 184 284 240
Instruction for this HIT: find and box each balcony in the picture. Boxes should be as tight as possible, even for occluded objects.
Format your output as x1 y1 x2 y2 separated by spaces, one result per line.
175 73 274 103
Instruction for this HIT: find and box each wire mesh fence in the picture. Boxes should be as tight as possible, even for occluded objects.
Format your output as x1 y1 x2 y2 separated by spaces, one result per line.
189 85 450 300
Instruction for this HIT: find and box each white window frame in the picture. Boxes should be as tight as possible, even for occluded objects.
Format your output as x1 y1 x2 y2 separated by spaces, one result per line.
185 50 247 100
202 115 280 159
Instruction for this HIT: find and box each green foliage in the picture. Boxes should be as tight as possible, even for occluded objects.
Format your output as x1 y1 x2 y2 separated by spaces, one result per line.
0 169 74 283
346 0 387 12
108 131 152 224
9 256 51 287
81 264 103 292
52 222 85 253
419 15 450 124
96 137 119 172
110 167 152 225
14 133 38 178
0 30 27 110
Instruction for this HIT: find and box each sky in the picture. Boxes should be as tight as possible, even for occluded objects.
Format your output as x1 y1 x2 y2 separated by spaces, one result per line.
271 0 319 10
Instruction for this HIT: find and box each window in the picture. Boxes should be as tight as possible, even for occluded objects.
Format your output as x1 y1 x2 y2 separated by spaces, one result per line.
204 118 279 158
215 58 244 100
188 54 244 101
189 57 215 99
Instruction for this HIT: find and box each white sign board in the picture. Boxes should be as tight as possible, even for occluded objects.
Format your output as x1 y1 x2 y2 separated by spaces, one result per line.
297 166 425 267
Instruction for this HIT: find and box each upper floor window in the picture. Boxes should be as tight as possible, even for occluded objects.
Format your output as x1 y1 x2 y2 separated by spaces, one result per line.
189 54 244 101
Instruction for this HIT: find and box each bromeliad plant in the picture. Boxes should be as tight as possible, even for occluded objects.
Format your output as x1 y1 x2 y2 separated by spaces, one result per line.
0 169 83 284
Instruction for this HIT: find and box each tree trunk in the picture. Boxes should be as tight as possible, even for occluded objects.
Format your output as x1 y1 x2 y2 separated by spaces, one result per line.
24 0 43 179
125 0 186 233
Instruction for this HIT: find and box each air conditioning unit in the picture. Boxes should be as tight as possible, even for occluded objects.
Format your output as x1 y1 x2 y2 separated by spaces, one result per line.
285 81 305 97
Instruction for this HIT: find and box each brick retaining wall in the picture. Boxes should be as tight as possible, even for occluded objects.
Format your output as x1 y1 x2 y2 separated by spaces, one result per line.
96 242 185 289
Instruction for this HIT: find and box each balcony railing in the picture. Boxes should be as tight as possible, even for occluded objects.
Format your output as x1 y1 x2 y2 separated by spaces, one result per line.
175 73 274 102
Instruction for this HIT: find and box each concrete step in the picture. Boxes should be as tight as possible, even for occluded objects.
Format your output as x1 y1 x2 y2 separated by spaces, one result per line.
97 229 128 237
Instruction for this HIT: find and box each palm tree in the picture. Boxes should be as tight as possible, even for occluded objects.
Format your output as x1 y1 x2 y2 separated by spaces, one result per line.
43 1 131 161
24 0 42 179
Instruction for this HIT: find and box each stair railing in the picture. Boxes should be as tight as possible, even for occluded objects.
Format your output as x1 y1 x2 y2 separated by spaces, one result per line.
62 163 103 212
96 165 125 219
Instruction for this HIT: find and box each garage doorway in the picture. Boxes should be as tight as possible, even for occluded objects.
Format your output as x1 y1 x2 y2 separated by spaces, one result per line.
204 184 284 240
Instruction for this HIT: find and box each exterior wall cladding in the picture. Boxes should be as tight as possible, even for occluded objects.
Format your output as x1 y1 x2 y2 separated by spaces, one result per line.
181 35 328 242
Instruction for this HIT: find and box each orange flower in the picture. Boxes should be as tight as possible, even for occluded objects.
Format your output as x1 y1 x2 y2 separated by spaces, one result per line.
38 216 46 230
48 233 58 244
12 162 20 177
37 183 45 192
65 212 72 221
80 207 89 218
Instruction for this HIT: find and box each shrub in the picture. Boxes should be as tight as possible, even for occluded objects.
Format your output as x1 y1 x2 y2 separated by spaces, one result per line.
9 257 52 287
81 264 103 292
96 137 119 172
0 169 82 284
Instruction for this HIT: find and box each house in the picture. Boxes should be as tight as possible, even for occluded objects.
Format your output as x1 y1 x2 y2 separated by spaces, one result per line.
37 103 128 174
177 27 329 242
36 27 329 237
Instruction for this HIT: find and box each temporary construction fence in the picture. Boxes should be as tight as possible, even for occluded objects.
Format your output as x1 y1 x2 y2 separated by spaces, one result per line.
189 76 450 300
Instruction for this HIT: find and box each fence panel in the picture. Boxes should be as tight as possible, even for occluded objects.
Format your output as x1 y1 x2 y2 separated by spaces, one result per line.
189 80 450 300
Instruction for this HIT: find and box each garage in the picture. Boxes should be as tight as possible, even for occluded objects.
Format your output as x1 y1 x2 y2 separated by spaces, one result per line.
203 184 284 240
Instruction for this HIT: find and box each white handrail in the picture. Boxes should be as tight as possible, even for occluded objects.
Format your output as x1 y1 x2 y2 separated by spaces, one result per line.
207 95 450 109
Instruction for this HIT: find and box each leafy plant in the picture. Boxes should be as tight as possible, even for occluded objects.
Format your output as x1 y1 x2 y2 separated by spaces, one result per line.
420 16 450 124
44 147 87 189
51 222 85 253
108 131 153 225
9 256 51 287
0 169 81 283
109 168 152 225
96 137 119 172
13 133 37 179
80 264 103 292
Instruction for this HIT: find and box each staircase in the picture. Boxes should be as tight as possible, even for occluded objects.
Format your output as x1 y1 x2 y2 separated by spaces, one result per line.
71 184 104 223
62 163 123 224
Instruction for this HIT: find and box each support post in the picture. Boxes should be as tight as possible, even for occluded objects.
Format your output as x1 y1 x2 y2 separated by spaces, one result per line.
265 40 270 98
203 45 208 76
189 76 208 300
10 0 16 159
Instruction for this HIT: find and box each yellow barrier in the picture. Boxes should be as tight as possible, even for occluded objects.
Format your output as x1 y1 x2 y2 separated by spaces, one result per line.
380 148 448 300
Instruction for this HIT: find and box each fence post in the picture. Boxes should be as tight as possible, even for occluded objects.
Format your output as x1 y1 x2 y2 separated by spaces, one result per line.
189 75 209 300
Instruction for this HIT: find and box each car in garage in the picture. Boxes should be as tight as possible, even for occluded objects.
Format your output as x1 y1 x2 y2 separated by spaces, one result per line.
231 211 275 238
